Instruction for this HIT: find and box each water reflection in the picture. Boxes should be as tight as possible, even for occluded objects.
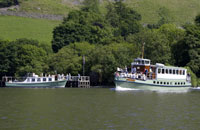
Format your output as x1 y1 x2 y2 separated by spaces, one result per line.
113 86 192 93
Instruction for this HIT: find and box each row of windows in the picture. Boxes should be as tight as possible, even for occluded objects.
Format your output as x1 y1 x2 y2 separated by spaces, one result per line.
27 78 52 82
134 60 150 65
158 68 185 75
153 81 186 85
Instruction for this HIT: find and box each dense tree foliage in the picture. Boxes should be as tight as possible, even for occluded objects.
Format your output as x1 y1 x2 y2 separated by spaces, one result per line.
52 0 141 52
106 0 141 38
0 39 48 78
0 0 18 8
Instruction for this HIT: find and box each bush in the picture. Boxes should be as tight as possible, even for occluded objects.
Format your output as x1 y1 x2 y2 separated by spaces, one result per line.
0 0 19 8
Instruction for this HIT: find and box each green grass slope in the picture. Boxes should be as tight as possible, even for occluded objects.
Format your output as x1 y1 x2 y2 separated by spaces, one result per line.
126 0 200 24
17 0 200 25
0 15 61 43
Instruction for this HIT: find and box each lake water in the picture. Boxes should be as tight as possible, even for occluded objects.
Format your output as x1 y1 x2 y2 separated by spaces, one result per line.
0 87 200 130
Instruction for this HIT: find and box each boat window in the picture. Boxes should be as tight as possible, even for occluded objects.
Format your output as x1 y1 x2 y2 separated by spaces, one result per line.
173 70 175 74
169 69 172 74
176 70 178 75
158 69 161 74
27 78 30 82
160 82 162 84
145 60 149 64
183 70 185 75
157 81 159 84
175 82 177 85
167 82 169 85
153 81 156 84
181 82 183 85
179 70 182 75
37 78 41 82
178 82 180 85
166 69 168 74
184 82 185 85
32 78 35 82
49 78 52 81
170 82 172 85
142 60 144 64
164 82 166 85
162 69 165 74
43 78 46 82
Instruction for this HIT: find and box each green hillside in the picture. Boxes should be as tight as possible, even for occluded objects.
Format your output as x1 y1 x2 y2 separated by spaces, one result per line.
0 15 61 43
0 0 200 42
17 0 200 24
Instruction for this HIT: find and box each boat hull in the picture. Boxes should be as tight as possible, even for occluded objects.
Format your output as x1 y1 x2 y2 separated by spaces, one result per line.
115 78 191 91
5 80 67 88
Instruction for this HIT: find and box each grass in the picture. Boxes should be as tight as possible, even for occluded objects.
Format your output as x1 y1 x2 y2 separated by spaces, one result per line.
126 0 200 25
18 0 200 25
0 15 61 43
19 0 78 15
1 0 200 43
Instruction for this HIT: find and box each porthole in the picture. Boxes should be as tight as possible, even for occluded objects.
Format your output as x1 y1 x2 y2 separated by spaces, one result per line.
167 82 169 85
153 81 156 84
175 82 177 85
160 82 163 84
164 82 166 85
157 81 159 84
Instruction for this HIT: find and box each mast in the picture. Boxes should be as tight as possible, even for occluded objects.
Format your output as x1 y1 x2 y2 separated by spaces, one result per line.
141 42 145 59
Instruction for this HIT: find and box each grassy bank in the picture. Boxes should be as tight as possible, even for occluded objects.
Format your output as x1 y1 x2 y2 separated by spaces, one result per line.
16 0 200 25
0 15 61 43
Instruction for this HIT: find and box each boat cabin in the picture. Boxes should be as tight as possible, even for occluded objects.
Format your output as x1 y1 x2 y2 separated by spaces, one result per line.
130 58 187 80
131 58 150 72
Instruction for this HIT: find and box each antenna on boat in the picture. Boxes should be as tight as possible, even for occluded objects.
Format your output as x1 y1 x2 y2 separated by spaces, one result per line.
141 42 145 59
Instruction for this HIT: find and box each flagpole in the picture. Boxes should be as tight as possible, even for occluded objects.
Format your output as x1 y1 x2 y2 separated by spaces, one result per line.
83 55 85 76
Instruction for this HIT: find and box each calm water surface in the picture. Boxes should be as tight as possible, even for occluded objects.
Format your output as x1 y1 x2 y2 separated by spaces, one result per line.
0 87 200 130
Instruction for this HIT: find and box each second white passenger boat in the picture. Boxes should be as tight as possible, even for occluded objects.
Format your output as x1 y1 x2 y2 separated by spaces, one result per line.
5 73 67 88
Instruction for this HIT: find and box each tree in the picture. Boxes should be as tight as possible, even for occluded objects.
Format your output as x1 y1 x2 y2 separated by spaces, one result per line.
82 0 100 13
0 39 48 77
87 42 139 84
52 10 112 52
181 24 200 76
15 44 48 76
195 14 200 26
106 0 141 38
157 7 174 27
0 0 18 8
127 29 171 64
48 46 82 75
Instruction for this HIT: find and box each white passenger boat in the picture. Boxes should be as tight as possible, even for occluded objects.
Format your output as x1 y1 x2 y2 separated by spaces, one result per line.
5 73 67 88
115 58 191 91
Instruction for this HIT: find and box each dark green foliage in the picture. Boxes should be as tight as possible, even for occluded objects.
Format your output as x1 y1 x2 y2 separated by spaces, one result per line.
106 0 141 38
87 42 139 84
195 14 200 26
52 10 112 52
52 0 141 52
127 29 171 64
0 39 48 77
82 0 100 13
0 0 18 8
183 24 200 76
147 7 174 29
